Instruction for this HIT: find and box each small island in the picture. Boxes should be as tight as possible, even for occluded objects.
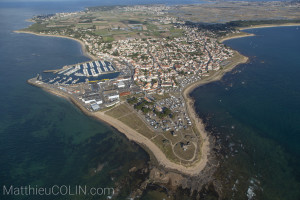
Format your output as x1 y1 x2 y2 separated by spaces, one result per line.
17 1 300 192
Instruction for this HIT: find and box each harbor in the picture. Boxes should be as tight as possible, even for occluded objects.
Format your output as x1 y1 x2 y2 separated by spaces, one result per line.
33 57 135 112
58 60 116 77
42 59 120 85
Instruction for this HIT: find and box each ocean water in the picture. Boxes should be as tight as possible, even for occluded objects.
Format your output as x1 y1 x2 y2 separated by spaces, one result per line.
0 1 211 199
0 2 151 200
1 1 300 200
191 26 300 199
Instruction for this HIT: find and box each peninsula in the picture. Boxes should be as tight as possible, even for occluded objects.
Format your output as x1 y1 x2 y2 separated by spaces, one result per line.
19 2 300 177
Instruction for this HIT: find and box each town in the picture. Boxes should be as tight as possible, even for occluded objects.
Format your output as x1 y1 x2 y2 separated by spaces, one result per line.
34 24 233 131
15 2 300 199
26 4 240 166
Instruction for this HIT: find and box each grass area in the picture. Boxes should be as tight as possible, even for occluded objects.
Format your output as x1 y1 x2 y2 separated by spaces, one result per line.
103 36 114 43
118 113 154 138
162 131 182 145
151 93 170 101
152 135 181 164
25 7 186 41
23 23 49 32
106 105 184 164
75 24 93 28
94 29 110 35
106 104 155 138
146 24 158 31
173 142 196 161
105 104 131 118
93 22 108 26
169 27 184 38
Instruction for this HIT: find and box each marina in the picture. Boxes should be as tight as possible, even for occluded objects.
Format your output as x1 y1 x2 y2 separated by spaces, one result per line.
43 60 119 85
42 60 119 86
59 60 116 77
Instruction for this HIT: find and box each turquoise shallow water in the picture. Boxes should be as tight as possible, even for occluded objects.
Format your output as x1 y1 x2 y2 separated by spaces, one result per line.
191 26 300 199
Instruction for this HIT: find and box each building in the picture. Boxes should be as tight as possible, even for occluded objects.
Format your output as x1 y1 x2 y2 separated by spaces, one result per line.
91 103 100 111
108 94 119 101
106 100 120 107
82 98 96 104
120 91 131 96
103 90 120 101
95 98 103 105
117 81 125 88
81 94 103 104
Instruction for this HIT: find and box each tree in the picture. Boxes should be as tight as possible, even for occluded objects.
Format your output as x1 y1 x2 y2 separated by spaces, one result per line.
142 107 151 113
127 97 138 104
112 50 119 56
151 79 157 84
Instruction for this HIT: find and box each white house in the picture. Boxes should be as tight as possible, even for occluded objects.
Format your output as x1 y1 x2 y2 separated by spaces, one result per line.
117 81 125 88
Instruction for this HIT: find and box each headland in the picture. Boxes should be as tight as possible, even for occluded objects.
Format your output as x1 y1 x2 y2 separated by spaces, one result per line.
20 2 300 183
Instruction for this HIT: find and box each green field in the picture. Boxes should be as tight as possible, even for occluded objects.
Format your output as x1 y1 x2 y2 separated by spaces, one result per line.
152 135 181 164
106 104 155 138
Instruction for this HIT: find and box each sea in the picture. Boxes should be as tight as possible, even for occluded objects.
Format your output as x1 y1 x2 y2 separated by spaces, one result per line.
0 1 299 200
191 27 300 199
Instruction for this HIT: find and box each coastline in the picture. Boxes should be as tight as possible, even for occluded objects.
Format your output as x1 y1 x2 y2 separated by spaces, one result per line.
182 50 248 162
18 27 212 176
219 23 300 43
26 49 248 176
28 79 208 176
219 32 255 43
239 23 300 30
183 51 248 96
23 25 250 177
14 30 98 60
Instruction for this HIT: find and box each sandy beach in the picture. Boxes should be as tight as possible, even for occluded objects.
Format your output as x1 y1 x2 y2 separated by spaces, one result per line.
239 23 300 30
219 23 300 43
219 32 255 43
